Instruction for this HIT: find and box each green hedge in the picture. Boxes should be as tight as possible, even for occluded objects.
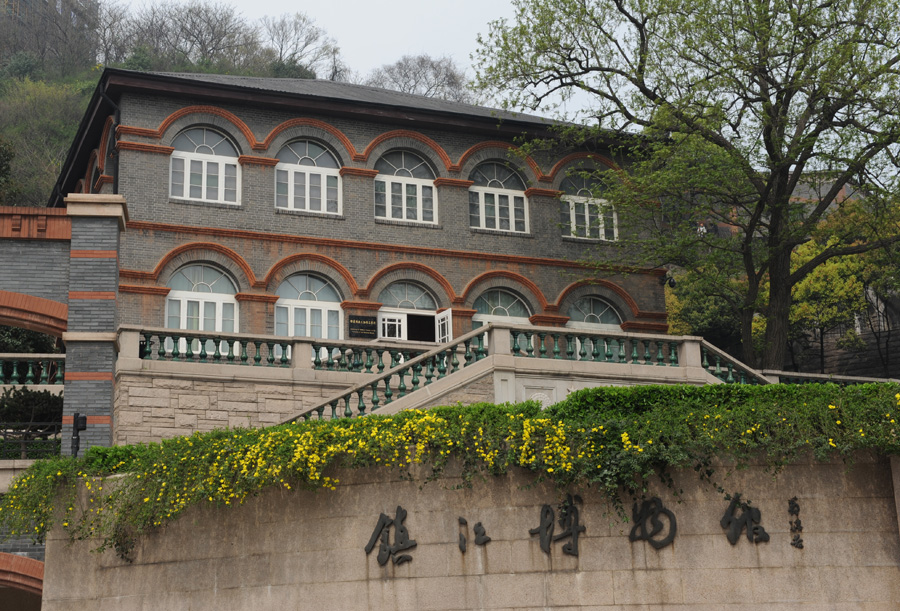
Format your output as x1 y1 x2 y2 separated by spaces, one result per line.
1 383 898 559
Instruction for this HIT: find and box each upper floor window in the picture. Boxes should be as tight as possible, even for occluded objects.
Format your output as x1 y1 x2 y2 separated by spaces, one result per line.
469 162 528 233
374 151 436 224
275 273 342 340
275 140 341 215
170 127 239 204
166 264 238 337
566 296 622 328
560 173 617 240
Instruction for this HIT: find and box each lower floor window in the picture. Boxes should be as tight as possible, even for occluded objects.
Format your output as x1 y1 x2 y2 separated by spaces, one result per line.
275 304 341 340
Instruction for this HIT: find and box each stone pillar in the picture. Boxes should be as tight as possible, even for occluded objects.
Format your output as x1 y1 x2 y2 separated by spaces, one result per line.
62 194 127 455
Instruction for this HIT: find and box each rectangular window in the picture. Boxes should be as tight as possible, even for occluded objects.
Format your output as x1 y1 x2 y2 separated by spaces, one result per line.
563 196 617 241
171 153 239 205
274 166 341 215
469 188 529 234
375 177 438 224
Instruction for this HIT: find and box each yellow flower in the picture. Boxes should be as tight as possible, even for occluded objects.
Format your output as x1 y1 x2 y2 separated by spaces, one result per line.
828 405 837 410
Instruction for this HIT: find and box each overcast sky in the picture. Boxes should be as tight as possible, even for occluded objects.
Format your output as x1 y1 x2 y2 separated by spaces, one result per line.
222 0 517 77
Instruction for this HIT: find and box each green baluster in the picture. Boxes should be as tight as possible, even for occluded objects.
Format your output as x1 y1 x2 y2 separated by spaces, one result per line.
740 370 747 384
424 357 434 385
578 336 587 361
726 363 735 383
316 406 325 420
184 337 194 361
0 360 6 384
511 331 521 356
450 348 460 372
605 338 613 362
339 395 350 418
364 348 374 373
463 340 473 366
54 361 64 384
325 346 334 369
565 335 575 360
330 399 339 419
383 376 393 404
669 342 679 366
302 413 310 422
354 349 364 372
213 340 221 362
24 360 35 384
10 361 19 384
376 350 385 373
253 341 262 366
618 340 626 363
630 340 639 364
590 337 600 361
643 340 652 365
552 334 561 359
390 351 399 369
437 352 447 378
198 337 208 362
357 388 367 416
141 333 153 359
714 355 723 379
476 333 487 360
158 335 167 360
312 344 322 369
280 344 289 367
538 332 547 358
171 336 181 361
266 342 275 366
337 349 347 371
397 368 407 397
39 360 49 384
656 341 665 366
701 347 710 370
370 382 381 411
226 340 235 363
411 362 421 390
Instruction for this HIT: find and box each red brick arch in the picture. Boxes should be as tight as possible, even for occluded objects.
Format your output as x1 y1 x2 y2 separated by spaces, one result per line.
554 279 642 318
0 291 67 337
358 130 453 171
462 271 549 311
263 253 359 296
365 263 458 304
151 243 258 290
0 551 43 596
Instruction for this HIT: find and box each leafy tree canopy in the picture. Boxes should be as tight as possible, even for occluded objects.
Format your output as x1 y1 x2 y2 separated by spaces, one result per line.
475 0 900 369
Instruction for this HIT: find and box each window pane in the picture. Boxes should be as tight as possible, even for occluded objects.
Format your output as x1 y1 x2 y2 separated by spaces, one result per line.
224 164 236 202
375 180 386 217
171 158 184 197
166 299 181 328
276 169 289 208
326 175 339 213
207 162 219 201
498 194 510 230
222 303 235 333
294 307 307 337
294 172 306 209
575 201 586 237
327 310 340 339
391 182 403 219
186 301 200 330
406 183 417 220
310 309 323 338
422 186 433 222
189 160 203 199
469 191 481 227
484 193 496 229
203 302 216 331
309 173 322 211
514 197 526 232
275 306 288 336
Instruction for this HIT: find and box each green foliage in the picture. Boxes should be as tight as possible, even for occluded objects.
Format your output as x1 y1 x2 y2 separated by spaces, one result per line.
475 0 900 369
0 325 59 353
0 387 63 422
2 385 899 559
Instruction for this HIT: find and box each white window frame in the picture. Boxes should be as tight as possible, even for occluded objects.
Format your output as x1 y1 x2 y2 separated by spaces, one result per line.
376 307 452 343
165 290 238 354
170 152 239 205
375 176 437 224
469 187 529 233
275 165 341 215
562 195 617 241
275 301 342 341
565 296 623 331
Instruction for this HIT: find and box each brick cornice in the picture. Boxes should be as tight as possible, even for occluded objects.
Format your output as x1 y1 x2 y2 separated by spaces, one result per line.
433 178 474 188
524 188 563 198
124 220 664 276
238 155 279 167
0 207 70 240
235 292 279 304
339 167 379 178
341 300 382 311
116 125 158 139
450 308 477 319
119 284 170 296
116 141 175 155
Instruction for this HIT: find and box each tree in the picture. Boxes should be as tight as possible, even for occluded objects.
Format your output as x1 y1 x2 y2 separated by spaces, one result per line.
0 136 18 205
475 0 900 368
365 54 479 103
260 12 341 78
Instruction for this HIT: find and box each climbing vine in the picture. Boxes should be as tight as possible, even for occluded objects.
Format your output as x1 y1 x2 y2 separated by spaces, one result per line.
1 383 898 559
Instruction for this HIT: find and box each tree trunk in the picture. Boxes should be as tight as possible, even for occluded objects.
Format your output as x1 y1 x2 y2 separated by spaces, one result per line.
763 250 793 369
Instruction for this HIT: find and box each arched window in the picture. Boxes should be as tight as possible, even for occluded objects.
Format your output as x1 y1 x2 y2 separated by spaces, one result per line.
166 264 238 336
560 173 617 241
374 151 437 224
468 162 528 233
376 281 449 342
275 140 341 214
170 127 239 204
274 274 342 340
566 296 622 329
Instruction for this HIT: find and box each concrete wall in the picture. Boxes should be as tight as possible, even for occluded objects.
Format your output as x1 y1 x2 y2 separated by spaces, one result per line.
41 454 900 609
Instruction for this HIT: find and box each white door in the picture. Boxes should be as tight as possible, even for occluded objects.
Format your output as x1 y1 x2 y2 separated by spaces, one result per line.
435 309 452 343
